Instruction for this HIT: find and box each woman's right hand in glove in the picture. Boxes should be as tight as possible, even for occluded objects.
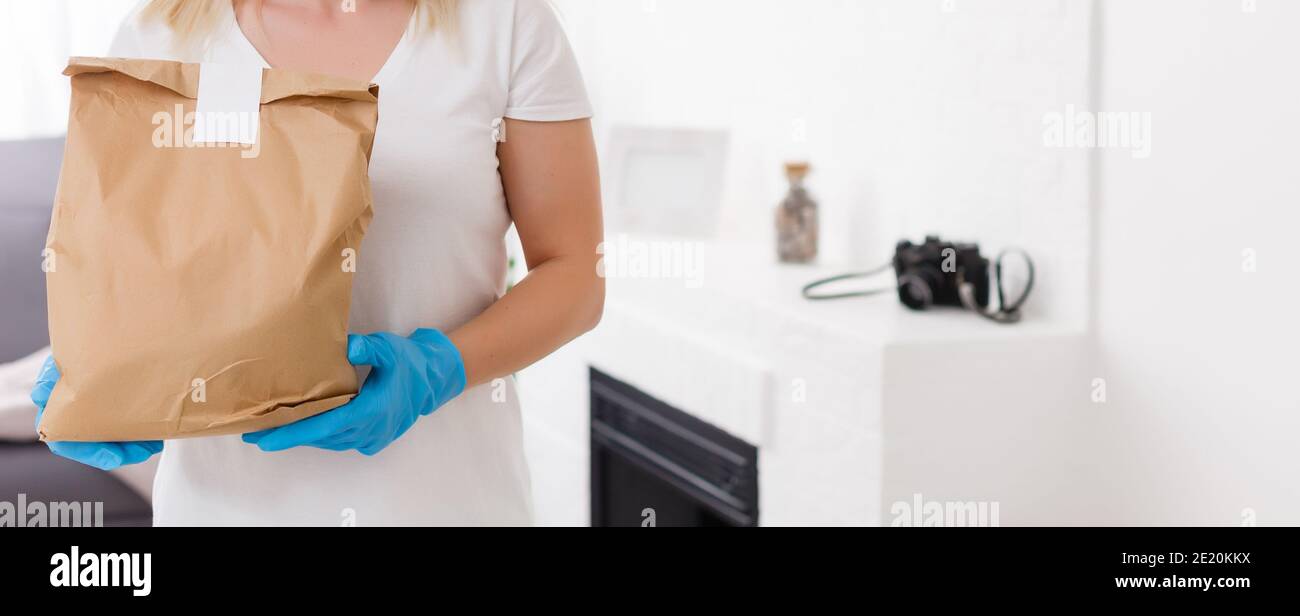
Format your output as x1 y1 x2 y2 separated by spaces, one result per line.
31 355 164 471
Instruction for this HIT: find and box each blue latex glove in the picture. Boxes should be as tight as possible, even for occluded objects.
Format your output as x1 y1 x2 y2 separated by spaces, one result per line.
242 329 466 456
30 356 164 471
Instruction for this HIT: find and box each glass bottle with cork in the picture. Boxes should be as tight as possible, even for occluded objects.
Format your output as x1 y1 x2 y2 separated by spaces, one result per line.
776 161 818 263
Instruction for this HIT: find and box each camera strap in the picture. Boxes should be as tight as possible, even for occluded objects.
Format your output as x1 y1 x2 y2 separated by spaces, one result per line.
800 263 894 300
957 248 1035 324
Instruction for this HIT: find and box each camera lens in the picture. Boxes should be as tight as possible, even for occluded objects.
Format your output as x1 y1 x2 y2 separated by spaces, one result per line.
897 266 942 310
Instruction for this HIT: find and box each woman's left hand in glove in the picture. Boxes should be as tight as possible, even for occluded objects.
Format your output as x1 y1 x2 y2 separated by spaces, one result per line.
242 329 466 456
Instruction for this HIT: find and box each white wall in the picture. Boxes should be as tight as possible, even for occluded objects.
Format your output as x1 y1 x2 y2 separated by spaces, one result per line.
547 0 1300 526
533 0 1099 525
1092 0 1300 524
0 0 137 139
554 0 1093 328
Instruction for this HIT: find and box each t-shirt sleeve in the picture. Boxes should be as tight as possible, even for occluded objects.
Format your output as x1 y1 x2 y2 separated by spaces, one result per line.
504 0 593 121
108 5 148 58
108 3 179 60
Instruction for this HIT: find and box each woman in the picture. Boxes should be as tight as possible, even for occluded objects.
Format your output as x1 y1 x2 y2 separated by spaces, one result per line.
29 0 603 525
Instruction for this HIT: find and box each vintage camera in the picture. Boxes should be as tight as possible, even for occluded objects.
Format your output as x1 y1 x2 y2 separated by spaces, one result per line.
892 236 990 310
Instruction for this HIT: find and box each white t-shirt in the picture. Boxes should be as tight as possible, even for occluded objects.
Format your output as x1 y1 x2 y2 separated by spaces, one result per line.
108 0 592 525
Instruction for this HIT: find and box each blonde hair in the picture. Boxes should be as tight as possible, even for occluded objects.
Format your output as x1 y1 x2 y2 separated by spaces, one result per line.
141 0 457 46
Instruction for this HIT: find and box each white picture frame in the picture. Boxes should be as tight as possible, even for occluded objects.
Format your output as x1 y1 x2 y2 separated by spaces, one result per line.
602 126 729 238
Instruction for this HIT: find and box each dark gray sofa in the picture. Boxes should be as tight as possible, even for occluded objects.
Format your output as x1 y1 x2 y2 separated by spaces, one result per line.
0 137 151 527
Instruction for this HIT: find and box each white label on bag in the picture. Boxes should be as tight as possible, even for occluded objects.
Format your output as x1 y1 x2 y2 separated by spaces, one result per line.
193 63 263 145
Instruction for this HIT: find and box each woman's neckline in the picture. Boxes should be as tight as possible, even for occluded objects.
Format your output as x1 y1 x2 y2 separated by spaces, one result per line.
223 0 412 84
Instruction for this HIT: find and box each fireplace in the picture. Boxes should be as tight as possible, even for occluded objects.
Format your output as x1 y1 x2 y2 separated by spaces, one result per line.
589 368 758 527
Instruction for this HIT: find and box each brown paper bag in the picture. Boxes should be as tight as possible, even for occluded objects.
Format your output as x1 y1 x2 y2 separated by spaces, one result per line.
38 57 378 442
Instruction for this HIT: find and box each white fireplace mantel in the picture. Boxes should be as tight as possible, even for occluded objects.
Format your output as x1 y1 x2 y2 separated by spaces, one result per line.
520 237 1089 526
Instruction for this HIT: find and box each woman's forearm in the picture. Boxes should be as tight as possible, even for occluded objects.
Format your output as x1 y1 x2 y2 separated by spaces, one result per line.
449 253 604 388
451 118 603 389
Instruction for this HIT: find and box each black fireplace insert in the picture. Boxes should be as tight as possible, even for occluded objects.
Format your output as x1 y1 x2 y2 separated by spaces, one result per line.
589 368 758 527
